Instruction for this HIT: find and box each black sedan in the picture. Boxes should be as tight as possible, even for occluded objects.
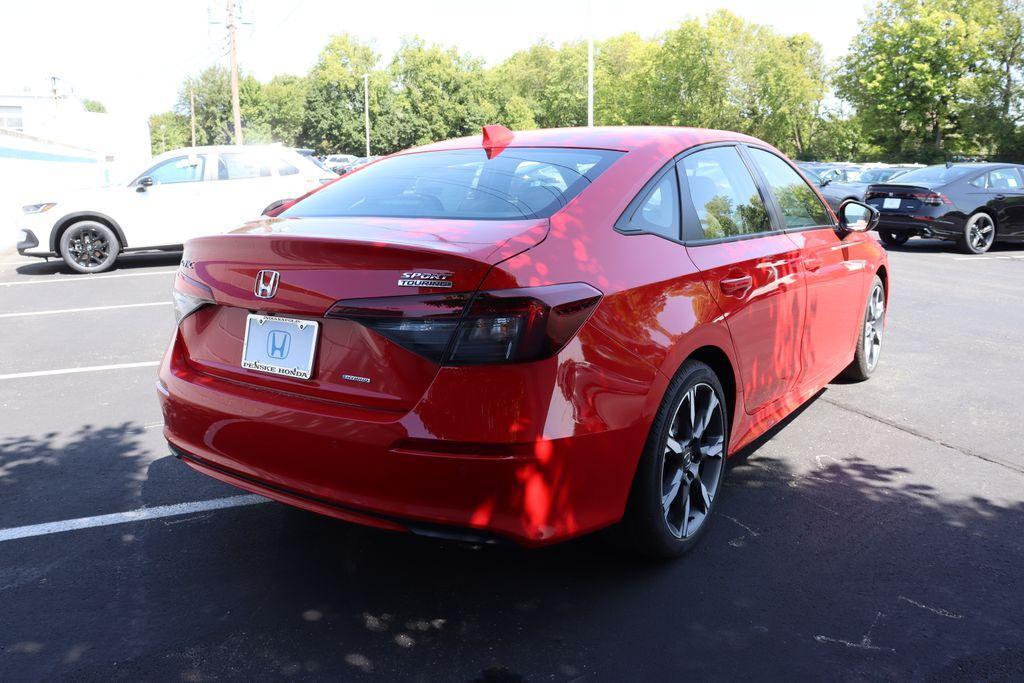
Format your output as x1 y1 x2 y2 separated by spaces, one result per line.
816 167 913 211
865 163 1024 254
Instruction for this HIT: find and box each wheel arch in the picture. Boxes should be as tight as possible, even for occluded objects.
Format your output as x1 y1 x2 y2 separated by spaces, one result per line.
975 206 999 233
683 345 739 434
50 212 127 255
875 263 888 295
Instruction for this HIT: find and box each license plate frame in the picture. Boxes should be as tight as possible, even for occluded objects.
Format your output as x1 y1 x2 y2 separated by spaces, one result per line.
241 313 319 380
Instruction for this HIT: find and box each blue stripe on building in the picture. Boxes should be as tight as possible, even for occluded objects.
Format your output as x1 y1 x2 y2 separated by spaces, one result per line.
0 146 98 163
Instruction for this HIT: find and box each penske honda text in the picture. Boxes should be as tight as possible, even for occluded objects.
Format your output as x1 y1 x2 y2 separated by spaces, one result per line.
158 126 889 556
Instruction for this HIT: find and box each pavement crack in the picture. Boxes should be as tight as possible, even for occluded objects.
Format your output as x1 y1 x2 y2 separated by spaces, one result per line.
821 396 1024 475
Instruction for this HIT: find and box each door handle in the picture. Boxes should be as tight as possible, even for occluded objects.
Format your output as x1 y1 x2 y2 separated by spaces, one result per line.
804 257 823 272
994 194 1006 200
719 275 753 296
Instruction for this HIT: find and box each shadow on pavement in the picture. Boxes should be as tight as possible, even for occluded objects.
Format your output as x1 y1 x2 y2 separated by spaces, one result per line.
1 408 1022 681
13 251 182 277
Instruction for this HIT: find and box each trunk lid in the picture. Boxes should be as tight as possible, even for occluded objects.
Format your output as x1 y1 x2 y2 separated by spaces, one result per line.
865 183 939 213
178 216 547 411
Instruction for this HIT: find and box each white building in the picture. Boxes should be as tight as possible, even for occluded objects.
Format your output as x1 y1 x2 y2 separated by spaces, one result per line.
1 80 151 244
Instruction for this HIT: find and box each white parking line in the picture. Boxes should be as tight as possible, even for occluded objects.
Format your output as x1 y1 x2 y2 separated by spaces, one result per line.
0 495 270 543
0 360 159 381
951 254 1024 260
0 270 178 286
0 301 171 319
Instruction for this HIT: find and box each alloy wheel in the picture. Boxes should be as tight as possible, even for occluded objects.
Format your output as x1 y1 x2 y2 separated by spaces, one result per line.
864 283 885 370
967 214 995 253
661 382 726 539
67 226 112 270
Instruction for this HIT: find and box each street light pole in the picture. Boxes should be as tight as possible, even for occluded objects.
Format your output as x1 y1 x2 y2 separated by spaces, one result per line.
227 0 243 145
189 87 197 147
587 0 594 127
364 73 370 157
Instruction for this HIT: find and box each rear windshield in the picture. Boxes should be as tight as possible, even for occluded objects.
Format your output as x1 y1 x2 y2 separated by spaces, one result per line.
894 165 976 184
282 147 623 220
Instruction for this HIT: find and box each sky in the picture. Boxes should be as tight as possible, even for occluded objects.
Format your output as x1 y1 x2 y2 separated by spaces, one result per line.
1 0 873 122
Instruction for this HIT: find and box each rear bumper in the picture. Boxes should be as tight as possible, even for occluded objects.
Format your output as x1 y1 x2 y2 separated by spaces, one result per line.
875 214 962 239
157 331 649 547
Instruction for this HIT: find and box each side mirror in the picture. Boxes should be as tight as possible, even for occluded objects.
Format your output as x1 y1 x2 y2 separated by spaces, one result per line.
136 176 154 192
838 199 879 233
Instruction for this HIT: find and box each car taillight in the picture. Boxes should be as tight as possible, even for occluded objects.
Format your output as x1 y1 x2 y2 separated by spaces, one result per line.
326 283 602 365
912 192 952 206
172 270 215 323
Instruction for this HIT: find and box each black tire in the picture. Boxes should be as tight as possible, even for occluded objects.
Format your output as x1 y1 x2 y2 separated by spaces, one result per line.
842 274 885 381
620 360 729 558
958 212 996 254
878 230 910 247
59 220 119 273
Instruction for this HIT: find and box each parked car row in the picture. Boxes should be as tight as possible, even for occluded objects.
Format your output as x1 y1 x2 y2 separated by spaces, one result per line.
796 161 922 211
797 159 1024 253
323 154 381 175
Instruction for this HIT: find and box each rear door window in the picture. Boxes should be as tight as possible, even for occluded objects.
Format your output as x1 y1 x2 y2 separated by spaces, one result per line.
217 152 273 180
277 158 300 176
679 146 771 239
747 148 831 228
282 148 623 220
987 168 1024 190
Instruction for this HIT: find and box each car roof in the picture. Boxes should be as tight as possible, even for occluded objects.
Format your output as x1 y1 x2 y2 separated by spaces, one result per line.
152 144 294 161
933 162 1015 170
407 126 775 156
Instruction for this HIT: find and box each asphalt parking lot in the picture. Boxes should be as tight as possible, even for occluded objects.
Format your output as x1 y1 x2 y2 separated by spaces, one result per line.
1 240 1023 681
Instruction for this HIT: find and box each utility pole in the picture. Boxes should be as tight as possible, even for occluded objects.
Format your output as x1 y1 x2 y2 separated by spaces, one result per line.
189 87 197 147
586 0 594 127
363 73 371 157
227 0 243 145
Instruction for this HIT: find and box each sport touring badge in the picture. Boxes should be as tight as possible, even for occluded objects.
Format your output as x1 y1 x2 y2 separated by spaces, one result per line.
398 271 454 288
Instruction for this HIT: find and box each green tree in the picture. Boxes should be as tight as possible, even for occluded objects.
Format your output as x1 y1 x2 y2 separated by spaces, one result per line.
648 11 829 154
803 112 879 161
963 0 1024 158
649 13 748 131
253 74 308 146
746 33 828 156
82 99 106 113
383 37 492 150
594 33 658 125
491 41 588 128
148 111 190 155
838 0 990 161
176 66 242 145
300 34 382 155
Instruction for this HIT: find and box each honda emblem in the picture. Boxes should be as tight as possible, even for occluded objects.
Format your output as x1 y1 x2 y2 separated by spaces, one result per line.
254 270 280 299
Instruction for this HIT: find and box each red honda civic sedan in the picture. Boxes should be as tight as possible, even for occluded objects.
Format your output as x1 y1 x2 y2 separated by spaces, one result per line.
158 125 888 557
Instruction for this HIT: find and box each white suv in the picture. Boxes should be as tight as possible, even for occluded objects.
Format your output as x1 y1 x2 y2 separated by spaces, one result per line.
16 145 335 273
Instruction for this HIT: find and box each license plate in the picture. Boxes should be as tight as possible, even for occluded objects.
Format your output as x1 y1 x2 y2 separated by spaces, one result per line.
241 314 319 380
883 198 901 209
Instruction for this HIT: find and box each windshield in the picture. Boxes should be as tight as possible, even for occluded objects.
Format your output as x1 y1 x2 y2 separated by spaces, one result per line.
282 147 623 220
894 165 977 185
